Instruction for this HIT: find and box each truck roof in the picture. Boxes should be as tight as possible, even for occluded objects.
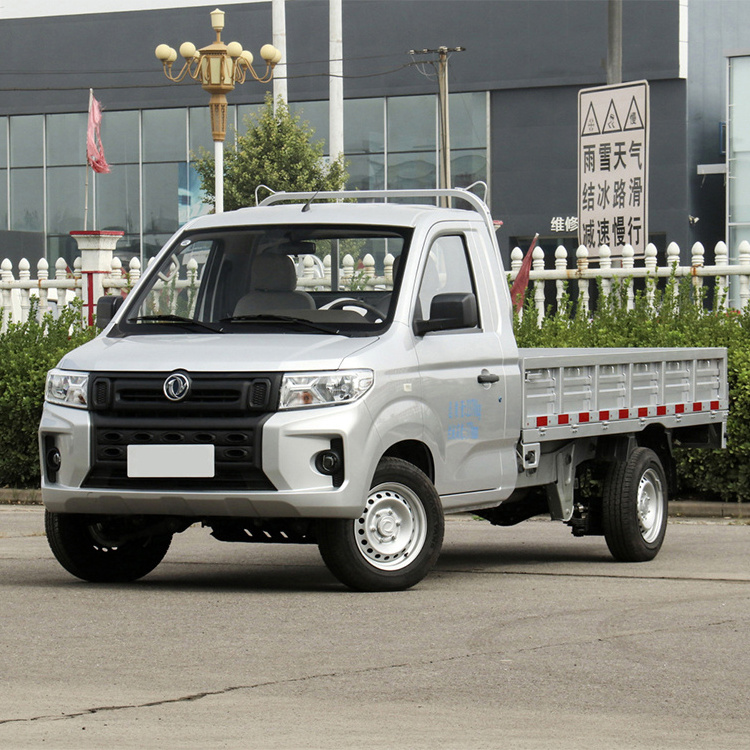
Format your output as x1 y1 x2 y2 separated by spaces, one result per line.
184 201 485 232
183 187 497 234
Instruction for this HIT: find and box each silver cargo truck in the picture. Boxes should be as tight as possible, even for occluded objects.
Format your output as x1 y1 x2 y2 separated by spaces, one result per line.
39 189 728 591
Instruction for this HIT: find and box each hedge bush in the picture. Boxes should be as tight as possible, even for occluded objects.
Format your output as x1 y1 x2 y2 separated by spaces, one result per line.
514 278 750 501
0 302 94 488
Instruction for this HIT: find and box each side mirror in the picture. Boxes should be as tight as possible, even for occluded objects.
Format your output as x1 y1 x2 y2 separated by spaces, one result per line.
414 292 478 336
96 295 124 329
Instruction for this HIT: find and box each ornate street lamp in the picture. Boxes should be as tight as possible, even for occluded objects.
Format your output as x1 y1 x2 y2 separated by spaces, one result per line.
155 7 282 213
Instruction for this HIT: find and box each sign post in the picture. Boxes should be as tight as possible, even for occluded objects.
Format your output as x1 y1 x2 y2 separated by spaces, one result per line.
578 80 649 257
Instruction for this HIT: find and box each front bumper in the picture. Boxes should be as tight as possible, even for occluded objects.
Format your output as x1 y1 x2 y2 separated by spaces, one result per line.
39 400 378 519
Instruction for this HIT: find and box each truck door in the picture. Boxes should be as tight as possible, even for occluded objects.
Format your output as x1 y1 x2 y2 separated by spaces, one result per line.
413 231 516 502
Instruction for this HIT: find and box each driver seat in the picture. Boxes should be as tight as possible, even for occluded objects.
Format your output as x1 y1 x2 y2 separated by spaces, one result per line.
234 255 315 316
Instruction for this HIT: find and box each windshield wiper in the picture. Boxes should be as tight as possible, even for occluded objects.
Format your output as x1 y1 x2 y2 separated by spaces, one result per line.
132 314 223 333
220 313 342 335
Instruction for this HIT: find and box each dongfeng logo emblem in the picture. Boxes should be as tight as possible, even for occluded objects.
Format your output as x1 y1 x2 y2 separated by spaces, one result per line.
163 372 191 402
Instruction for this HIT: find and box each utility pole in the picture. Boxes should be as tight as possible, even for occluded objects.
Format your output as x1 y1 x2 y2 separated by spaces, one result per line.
410 46 465 206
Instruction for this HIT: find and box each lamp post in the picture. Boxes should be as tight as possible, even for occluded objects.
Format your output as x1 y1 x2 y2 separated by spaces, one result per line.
155 7 282 213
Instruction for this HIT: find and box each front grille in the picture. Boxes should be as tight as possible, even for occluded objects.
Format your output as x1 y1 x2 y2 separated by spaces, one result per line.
83 371 281 491
90 372 279 415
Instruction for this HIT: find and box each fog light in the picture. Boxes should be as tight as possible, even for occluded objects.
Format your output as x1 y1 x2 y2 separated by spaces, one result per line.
46 446 61 476
315 449 341 476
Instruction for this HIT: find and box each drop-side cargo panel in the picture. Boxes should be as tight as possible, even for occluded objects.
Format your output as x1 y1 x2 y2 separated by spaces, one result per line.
519 347 728 443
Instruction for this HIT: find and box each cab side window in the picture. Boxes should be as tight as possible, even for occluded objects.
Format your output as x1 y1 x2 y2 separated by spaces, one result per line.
416 235 478 327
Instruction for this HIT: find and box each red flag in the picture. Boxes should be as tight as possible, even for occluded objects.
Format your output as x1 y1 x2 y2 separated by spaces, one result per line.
510 233 539 313
86 90 110 174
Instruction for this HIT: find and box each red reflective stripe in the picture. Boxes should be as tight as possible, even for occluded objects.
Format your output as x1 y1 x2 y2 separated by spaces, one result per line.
693 402 702 412
558 414 569 425
638 407 648 417
599 410 610 421
536 416 548 427
657 406 667 416
711 400 720 410
675 404 685 414
619 408 629 419
579 412 590 423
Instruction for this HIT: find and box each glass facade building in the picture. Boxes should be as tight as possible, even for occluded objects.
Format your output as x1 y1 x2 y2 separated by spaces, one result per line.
0 92 488 266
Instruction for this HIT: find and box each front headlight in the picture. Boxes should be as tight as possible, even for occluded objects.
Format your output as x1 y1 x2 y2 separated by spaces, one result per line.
279 369 374 410
45 369 89 409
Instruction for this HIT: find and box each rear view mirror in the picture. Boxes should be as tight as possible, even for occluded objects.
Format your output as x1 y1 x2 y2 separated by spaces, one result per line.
414 293 478 336
96 295 125 329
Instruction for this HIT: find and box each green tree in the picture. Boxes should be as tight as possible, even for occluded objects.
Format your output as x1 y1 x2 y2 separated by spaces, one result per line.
193 94 347 210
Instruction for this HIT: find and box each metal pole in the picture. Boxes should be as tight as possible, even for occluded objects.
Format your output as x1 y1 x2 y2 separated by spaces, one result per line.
215 140 224 213
272 0 288 106
607 0 623 85
438 47 451 201
329 0 344 162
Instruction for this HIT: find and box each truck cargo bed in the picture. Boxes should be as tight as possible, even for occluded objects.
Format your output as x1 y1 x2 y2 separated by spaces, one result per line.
519 348 728 443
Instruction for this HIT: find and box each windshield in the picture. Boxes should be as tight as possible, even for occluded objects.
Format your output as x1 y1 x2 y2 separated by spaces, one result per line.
117 224 410 336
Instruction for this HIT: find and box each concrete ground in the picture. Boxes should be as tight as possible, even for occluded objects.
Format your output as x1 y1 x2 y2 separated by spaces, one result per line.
1 506 749 749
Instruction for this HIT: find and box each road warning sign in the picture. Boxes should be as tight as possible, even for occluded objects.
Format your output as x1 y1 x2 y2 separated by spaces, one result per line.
578 81 649 257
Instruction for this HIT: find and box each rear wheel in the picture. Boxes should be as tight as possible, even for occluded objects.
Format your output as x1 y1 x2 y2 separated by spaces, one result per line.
602 447 668 562
45 511 172 582
317 458 444 591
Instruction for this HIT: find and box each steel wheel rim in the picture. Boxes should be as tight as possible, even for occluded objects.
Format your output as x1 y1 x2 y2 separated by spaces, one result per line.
637 468 664 543
355 481 427 571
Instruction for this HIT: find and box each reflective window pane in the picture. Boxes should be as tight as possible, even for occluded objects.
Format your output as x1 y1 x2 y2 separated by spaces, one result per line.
0 170 7 230
189 106 213 157
387 152 436 191
10 116 43 167
46 113 87 167
47 166 86 235
143 162 181 236
346 153 384 191
10 169 43 230
449 92 487 150
387 96 436 153
142 109 186 163
100 110 139 164
345 99 384 154
451 149 487 189
96 163 140 235
289 100 329 152
0 118 7 169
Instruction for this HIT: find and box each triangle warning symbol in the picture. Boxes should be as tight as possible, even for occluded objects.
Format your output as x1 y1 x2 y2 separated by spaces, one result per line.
602 100 622 133
623 96 644 130
581 102 600 136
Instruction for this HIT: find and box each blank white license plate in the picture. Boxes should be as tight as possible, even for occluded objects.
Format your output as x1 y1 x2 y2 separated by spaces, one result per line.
127 444 215 478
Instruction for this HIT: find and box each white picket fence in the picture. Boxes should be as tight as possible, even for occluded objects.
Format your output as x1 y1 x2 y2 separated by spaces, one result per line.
1 240 750 331
512 240 750 323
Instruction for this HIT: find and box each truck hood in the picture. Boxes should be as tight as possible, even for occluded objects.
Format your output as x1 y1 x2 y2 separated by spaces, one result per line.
57 333 378 373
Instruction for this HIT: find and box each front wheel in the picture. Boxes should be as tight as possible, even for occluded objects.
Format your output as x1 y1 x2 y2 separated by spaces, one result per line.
317 458 445 591
45 511 172 583
602 447 668 562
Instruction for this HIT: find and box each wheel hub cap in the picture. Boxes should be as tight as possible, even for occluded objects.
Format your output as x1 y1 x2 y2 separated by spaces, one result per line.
637 468 664 543
355 482 427 571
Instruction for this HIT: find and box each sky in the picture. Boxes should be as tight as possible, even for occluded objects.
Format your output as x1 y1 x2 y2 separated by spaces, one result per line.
0 0 267 19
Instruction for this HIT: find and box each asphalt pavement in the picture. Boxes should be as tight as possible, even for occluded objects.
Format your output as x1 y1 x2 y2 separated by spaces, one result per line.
1 506 749 749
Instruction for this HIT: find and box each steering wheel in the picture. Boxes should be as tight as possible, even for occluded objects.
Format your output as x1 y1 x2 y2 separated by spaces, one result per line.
324 298 384 322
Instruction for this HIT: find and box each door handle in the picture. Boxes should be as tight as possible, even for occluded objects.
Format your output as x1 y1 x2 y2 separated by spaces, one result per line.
477 370 500 384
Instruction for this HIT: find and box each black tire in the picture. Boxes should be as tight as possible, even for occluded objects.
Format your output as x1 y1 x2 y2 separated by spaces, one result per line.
602 447 668 562
45 511 172 583
317 457 445 592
